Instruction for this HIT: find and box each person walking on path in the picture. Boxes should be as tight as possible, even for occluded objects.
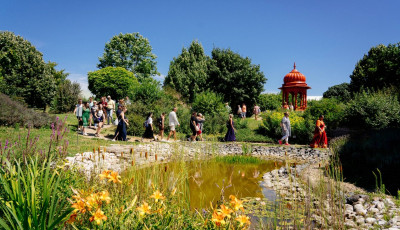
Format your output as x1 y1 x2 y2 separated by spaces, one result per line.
158 112 166 140
310 115 328 148
225 114 236 141
253 104 261 120
113 106 129 141
89 97 94 128
196 113 205 141
189 111 199 141
143 112 155 140
73 99 83 132
106 96 115 125
241 103 247 119
81 102 90 136
167 107 180 141
278 112 291 146
95 104 106 137
237 105 242 118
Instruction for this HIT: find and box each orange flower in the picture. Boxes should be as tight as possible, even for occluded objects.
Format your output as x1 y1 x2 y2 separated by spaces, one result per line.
229 195 244 211
136 202 151 216
99 191 111 204
71 200 87 213
219 204 233 219
235 215 250 227
149 190 166 203
66 213 77 224
86 193 100 208
89 209 107 225
108 171 122 184
99 170 111 180
211 209 226 226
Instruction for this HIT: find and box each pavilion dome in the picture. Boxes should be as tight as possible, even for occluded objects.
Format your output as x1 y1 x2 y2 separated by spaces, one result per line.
283 63 306 84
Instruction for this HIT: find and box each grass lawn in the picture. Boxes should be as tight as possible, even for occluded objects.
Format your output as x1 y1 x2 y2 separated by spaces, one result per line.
0 113 133 156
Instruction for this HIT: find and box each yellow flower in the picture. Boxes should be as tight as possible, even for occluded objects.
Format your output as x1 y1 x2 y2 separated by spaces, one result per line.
89 209 107 225
149 190 166 203
235 215 250 227
86 193 100 208
136 202 151 216
171 187 177 196
71 200 86 213
211 210 226 226
219 204 233 219
99 170 111 180
108 171 122 184
99 191 111 204
229 195 244 211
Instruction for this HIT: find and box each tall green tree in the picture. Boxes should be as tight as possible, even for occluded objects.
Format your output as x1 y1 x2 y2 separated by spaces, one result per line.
323 82 351 101
164 40 209 102
208 48 266 111
0 31 59 110
88 67 139 100
97 33 159 82
350 43 400 93
51 79 81 113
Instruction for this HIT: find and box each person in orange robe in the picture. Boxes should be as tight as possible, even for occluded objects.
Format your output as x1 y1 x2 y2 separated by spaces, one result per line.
310 115 328 148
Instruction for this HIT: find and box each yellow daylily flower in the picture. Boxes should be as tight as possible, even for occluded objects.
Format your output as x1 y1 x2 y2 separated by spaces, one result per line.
211 210 226 226
219 204 233 219
229 195 244 211
99 170 111 180
99 191 111 204
108 171 122 184
235 215 250 227
71 200 86 213
149 190 166 203
136 202 151 216
89 209 107 225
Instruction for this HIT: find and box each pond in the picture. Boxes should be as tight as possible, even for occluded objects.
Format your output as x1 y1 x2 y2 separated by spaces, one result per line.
156 158 283 210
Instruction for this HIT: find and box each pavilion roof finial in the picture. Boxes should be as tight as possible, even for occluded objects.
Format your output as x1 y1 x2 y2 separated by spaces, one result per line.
294 62 296 69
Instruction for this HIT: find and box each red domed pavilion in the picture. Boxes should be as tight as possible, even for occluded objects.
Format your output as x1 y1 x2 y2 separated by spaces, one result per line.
278 63 311 111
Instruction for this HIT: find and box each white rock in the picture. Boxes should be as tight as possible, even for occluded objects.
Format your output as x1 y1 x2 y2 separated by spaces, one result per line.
345 204 354 212
386 198 396 207
378 220 387 225
369 207 380 213
344 220 356 228
365 217 376 224
354 204 367 215
356 216 365 224
375 201 386 210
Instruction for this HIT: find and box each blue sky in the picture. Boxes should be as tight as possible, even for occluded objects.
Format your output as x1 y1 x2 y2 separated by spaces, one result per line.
1 0 400 97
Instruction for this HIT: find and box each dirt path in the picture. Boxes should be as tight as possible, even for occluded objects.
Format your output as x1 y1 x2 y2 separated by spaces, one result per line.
79 125 158 143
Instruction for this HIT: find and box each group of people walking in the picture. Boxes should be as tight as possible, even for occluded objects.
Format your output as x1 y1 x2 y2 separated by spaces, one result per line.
75 98 327 148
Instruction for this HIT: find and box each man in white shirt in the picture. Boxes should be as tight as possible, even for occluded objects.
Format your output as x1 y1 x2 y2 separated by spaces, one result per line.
167 107 180 141
106 96 115 125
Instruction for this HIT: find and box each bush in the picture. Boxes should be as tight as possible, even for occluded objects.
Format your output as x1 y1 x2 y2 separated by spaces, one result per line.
50 79 81 113
0 93 54 128
126 113 146 136
192 91 227 116
257 93 281 111
304 98 346 130
344 90 400 130
133 77 162 105
260 111 313 144
88 67 139 99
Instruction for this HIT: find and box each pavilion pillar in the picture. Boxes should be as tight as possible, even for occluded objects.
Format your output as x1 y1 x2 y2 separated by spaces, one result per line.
294 92 298 110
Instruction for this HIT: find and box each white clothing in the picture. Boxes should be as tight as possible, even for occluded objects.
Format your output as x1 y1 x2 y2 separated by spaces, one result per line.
75 104 83 117
168 111 179 126
169 125 176 131
147 117 153 124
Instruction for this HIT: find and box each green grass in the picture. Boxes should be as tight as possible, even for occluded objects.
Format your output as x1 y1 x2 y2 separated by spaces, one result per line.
214 155 262 164
0 113 132 156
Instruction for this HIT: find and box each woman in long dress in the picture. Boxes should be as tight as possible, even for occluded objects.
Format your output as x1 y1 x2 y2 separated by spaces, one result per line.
278 112 291 145
143 112 155 139
224 114 236 141
310 115 328 148
81 102 90 136
114 106 129 141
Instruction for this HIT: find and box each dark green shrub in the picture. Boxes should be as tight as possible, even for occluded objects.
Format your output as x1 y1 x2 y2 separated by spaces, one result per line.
304 98 346 129
192 91 227 116
126 113 146 136
50 79 81 113
344 91 400 130
257 93 281 111
323 83 351 101
133 77 162 105
0 93 54 128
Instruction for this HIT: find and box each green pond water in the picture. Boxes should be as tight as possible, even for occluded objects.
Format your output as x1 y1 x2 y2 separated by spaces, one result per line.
163 159 282 210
